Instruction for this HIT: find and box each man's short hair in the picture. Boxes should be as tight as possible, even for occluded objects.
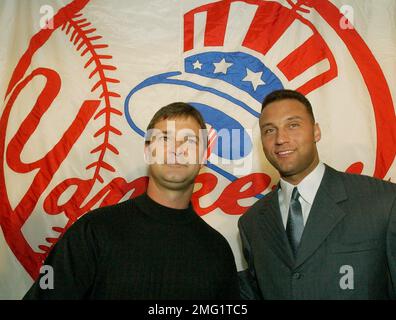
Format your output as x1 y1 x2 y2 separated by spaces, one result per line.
145 102 207 145
146 102 206 131
261 89 315 122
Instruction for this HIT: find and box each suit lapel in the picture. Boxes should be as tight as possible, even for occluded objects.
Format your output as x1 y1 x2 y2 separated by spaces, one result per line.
295 165 348 268
258 189 295 269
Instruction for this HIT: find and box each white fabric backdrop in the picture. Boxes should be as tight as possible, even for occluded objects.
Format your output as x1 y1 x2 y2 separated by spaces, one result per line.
0 0 395 299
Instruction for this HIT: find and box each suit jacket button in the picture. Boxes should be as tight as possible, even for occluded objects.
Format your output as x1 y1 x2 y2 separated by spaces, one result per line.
292 272 302 279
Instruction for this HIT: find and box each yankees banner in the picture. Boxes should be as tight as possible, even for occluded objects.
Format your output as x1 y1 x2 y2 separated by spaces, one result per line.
0 0 395 299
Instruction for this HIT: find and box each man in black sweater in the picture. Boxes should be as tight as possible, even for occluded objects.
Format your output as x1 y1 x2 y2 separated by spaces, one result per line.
23 102 240 299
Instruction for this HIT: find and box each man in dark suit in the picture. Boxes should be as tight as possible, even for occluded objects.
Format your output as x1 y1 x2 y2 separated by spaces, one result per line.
238 89 396 299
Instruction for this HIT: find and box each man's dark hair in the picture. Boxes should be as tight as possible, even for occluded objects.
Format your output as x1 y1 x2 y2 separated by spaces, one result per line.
146 102 207 144
261 89 315 122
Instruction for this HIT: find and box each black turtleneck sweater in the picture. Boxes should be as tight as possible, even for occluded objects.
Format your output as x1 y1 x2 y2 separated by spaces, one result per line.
23 194 240 299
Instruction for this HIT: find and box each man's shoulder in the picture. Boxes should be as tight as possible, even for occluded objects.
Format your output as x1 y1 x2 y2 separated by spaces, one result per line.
325 165 396 197
239 190 276 225
71 199 135 232
191 213 234 249
194 215 227 239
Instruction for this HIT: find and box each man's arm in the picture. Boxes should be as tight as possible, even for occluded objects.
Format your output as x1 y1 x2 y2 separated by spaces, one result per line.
386 194 396 299
217 244 241 300
238 218 262 300
23 214 99 299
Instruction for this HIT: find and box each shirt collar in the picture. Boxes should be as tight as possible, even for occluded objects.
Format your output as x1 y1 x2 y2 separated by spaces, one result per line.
279 162 325 205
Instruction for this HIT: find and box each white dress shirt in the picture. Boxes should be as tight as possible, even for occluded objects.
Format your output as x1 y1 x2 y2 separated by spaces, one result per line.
278 162 325 229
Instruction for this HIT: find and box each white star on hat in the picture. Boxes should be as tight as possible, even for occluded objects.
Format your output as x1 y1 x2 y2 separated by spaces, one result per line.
193 60 202 69
242 68 265 91
213 58 233 74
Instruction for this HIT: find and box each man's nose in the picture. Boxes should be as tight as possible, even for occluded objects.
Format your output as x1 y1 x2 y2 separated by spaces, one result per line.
275 128 289 145
171 140 187 155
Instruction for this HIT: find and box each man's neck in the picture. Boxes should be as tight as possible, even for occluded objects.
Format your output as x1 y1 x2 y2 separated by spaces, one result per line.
146 182 192 209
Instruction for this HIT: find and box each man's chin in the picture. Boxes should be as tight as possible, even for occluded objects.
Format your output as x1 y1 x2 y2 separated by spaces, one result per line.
164 162 186 167
160 178 194 191
277 166 298 178
270 160 291 173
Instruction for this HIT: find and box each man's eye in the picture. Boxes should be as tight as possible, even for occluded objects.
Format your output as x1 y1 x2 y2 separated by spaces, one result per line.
263 128 275 135
186 137 198 144
289 122 300 128
157 135 168 142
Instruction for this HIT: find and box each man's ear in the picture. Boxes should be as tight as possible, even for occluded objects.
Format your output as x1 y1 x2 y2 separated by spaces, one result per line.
314 123 321 143
144 143 151 164
199 138 211 168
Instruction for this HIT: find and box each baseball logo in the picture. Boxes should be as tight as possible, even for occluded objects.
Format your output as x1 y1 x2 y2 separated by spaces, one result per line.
0 0 126 279
0 0 394 281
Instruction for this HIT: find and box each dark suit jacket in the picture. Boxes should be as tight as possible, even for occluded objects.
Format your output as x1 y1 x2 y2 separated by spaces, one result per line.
238 165 396 299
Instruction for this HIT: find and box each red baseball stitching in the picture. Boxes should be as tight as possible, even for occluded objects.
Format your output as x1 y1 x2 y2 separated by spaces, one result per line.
35 12 123 256
61 12 122 184
286 0 311 13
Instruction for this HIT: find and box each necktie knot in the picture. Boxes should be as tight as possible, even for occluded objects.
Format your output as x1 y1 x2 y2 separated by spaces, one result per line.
291 187 300 201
